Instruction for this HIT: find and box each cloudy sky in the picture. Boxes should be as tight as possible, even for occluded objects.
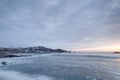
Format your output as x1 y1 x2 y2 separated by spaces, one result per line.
0 0 120 51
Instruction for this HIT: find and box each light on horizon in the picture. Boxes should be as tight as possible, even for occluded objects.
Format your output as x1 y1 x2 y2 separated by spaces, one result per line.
73 45 120 52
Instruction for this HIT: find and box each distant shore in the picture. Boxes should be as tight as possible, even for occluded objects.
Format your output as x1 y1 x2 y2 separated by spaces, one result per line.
113 52 120 54
0 46 70 59
0 46 69 54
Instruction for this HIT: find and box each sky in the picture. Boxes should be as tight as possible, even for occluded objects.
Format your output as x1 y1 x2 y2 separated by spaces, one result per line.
0 0 120 51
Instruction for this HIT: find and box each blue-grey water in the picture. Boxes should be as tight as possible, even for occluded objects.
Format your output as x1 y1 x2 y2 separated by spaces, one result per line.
0 52 120 80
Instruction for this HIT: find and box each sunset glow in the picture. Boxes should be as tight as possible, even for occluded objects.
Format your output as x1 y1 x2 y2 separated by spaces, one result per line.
73 45 120 52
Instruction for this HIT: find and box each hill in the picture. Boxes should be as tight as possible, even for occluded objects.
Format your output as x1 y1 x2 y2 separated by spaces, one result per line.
0 46 68 53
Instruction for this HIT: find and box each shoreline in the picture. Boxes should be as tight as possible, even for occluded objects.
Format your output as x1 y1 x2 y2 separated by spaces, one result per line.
0 53 32 58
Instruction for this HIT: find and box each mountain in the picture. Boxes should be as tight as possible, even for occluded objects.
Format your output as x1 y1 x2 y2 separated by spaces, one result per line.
0 46 68 53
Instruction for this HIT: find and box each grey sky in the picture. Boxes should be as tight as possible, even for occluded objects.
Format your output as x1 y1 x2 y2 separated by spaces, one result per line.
0 0 120 50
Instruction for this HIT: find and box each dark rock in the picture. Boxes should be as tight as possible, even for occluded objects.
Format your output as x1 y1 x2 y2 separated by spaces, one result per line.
0 52 20 58
1 62 7 65
114 52 120 54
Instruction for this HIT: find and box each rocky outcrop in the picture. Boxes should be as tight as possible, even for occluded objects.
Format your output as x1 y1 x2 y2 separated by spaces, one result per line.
1 62 7 65
113 52 120 54
0 52 20 58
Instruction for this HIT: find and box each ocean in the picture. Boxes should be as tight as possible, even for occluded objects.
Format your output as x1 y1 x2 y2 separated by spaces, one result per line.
0 52 120 80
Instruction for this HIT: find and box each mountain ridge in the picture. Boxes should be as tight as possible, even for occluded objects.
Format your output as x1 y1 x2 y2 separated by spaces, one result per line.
0 46 69 53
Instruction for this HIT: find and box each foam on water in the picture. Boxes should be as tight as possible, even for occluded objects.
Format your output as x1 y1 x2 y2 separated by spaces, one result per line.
0 53 53 66
0 57 32 66
0 69 53 80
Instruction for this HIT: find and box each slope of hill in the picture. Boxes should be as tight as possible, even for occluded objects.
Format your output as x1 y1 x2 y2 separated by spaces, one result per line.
0 46 68 53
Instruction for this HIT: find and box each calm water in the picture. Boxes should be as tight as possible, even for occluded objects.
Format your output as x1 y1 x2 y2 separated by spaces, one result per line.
0 52 120 80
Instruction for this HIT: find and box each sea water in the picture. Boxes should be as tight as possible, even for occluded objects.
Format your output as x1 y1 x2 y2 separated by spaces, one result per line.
0 52 120 80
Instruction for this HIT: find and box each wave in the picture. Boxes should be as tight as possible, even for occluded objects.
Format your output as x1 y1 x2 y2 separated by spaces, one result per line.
82 55 120 59
53 53 120 59
0 69 53 80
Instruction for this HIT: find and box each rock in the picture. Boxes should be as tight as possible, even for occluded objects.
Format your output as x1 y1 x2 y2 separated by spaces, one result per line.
114 52 120 54
1 62 7 65
0 52 20 58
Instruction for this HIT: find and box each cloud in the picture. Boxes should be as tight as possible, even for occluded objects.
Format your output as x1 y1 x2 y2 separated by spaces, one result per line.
0 0 120 49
